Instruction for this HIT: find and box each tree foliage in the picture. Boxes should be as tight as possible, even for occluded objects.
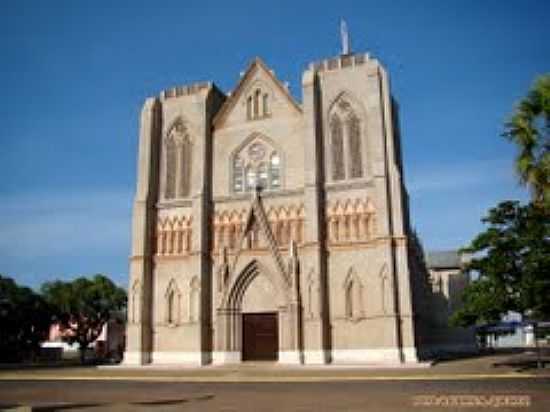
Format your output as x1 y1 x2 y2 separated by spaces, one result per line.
451 201 550 327
41 274 126 363
503 74 550 207
0 275 53 362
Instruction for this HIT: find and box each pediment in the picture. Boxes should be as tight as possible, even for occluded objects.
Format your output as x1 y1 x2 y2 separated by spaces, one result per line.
228 191 290 287
213 57 301 129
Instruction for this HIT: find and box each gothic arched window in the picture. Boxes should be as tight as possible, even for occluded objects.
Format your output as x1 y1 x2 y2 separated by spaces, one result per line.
232 138 282 193
327 94 366 182
178 136 192 197
163 119 193 200
165 279 181 326
246 96 253 120
167 290 175 324
253 89 261 118
348 114 363 178
343 268 364 320
165 136 177 199
330 115 345 181
233 156 244 192
246 86 270 120
263 93 269 116
345 280 354 319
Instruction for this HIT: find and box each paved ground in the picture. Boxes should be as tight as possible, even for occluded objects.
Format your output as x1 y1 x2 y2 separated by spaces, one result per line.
1 351 548 382
0 351 548 411
0 378 549 411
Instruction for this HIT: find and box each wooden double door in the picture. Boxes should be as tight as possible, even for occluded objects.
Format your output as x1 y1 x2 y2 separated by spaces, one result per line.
242 312 278 361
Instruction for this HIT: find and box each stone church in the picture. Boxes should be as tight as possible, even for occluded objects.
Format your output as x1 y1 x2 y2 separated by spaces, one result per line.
123 44 474 365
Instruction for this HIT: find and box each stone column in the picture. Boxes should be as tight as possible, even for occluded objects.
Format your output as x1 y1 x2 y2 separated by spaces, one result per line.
124 97 161 365
189 86 225 365
378 66 418 363
213 309 241 364
279 243 304 364
301 68 330 364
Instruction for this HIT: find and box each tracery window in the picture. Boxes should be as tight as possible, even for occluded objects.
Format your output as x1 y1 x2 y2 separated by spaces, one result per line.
163 119 193 200
232 138 281 193
257 162 268 189
245 165 256 191
269 153 281 189
328 95 365 181
233 157 244 192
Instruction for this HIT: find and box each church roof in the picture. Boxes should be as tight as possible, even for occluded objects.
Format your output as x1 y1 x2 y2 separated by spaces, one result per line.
213 57 301 128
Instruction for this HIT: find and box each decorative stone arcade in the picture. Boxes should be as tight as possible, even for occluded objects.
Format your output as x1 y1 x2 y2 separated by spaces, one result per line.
213 190 303 364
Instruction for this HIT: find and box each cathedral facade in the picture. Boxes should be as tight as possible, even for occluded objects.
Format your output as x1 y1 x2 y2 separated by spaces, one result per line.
124 51 439 365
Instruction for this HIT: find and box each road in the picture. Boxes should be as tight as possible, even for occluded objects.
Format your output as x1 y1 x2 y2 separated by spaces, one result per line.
0 378 549 411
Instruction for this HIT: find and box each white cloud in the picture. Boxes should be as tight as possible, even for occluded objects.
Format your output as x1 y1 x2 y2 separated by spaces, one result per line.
406 158 517 193
406 158 529 251
0 189 133 259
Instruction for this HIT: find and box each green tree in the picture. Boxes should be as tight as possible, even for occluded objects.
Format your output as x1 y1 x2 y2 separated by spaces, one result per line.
451 201 550 328
41 274 126 363
0 275 53 362
503 74 550 206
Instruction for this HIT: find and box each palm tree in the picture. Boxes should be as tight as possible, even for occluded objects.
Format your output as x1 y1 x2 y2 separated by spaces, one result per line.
503 74 550 207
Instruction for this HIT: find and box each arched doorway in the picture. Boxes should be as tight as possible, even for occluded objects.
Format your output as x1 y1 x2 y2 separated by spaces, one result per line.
214 259 302 364
241 271 279 361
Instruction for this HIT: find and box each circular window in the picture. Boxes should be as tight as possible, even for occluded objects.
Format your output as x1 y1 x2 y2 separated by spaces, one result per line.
248 142 266 161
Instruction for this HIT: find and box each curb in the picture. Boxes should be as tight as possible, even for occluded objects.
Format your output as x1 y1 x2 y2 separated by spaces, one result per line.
0 373 547 383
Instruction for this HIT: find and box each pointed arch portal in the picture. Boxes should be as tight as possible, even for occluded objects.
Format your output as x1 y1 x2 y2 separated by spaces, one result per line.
214 259 302 364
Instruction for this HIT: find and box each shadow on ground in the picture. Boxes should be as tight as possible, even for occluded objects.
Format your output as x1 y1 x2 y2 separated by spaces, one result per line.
0 394 215 411
430 347 522 363
0 402 103 411
0 359 117 372
431 347 550 372
492 348 550 372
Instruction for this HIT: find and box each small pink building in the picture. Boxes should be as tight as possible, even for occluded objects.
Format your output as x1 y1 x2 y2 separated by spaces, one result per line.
42 320 125 361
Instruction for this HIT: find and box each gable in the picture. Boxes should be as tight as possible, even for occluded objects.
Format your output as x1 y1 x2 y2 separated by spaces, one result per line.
236 197 288 284
213 58 302 129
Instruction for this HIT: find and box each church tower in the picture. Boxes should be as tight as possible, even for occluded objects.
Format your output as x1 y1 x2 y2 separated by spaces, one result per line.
301 51 418 363
124 84 225 365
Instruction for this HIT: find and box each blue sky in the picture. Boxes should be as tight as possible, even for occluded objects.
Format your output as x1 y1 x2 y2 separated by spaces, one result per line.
1 1 548 288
